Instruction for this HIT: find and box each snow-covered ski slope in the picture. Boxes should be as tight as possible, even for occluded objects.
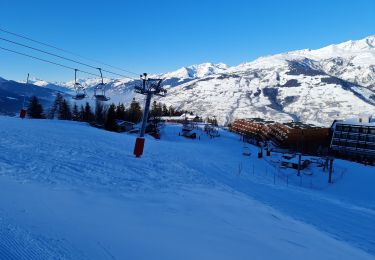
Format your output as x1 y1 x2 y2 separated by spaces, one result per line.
0 116 374 259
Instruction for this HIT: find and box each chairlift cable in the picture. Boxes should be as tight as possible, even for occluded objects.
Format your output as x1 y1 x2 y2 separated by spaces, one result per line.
0 37 136 80
0 27 140 76
0 46 99 77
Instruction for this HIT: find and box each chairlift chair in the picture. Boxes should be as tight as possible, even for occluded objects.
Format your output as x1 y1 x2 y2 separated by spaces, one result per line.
72 69 87 100
94 68 110 101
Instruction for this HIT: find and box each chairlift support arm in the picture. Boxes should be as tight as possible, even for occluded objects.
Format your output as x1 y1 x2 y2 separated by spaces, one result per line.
74 69 78 85
97 68 103 84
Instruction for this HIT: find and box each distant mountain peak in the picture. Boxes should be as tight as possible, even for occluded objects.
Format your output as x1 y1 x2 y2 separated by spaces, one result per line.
160 62 229 79
2 35 375 126
335 35 375 51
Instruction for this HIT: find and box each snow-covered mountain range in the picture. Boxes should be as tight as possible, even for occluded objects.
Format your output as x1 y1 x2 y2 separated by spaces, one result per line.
1 35 375 125
157 36 375 126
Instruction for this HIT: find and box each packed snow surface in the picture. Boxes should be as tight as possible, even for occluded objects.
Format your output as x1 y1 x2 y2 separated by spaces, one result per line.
0 116 374 259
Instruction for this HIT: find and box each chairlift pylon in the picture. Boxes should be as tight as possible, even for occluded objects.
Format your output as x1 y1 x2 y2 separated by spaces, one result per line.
94 68 110 101
72 69 87 100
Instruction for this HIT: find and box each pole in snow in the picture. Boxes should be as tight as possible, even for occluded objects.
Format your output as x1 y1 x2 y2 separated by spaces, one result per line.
328 157 334 183
23 73 29 108
19 73 29 119
297 152 302 176
258 142 263 158
133 73 166 158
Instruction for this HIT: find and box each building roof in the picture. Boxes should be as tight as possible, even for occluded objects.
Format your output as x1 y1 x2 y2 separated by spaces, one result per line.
335 116 375 127
160 113 198 121
240 118 275 125
236 118 325 129
282 121 323 129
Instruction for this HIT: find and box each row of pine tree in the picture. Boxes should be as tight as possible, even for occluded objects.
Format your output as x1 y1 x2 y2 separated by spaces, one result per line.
26 94 190 132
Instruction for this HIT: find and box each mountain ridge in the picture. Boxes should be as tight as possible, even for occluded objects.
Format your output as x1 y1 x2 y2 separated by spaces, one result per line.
1 35 375 125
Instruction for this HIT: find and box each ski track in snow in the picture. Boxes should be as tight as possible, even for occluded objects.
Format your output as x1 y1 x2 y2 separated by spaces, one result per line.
0 215 84 260
0 117 374 259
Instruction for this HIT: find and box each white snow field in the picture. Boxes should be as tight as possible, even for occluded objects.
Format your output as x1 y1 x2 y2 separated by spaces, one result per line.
0 116 374 259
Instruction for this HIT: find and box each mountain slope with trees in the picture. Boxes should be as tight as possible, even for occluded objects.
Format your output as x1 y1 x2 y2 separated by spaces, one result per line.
2 36 375 125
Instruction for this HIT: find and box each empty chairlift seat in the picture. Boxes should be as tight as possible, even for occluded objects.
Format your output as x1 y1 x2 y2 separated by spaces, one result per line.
94 68 110 101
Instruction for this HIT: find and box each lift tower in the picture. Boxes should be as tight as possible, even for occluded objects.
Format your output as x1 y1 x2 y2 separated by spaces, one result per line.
133 73 166 157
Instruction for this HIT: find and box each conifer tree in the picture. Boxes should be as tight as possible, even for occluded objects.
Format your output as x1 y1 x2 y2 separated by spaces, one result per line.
27 96 45 119
105 103 118 132
58 99 72 120
95 100 105 125
168 106 175 116
157 102 163 117
48 93 64 119
79 105 85 121
150 100 158 118
116 103 126 120
212 117 218 126
83 102 94 122
128 98 142 123
162 104 168 116
150 101 164 118
72 103 80 121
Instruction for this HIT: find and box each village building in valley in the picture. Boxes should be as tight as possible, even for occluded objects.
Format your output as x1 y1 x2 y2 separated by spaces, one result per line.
231 118 331 154
330 116 375 162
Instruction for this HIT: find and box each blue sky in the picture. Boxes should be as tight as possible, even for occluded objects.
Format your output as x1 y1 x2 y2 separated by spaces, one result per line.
0 0 374 82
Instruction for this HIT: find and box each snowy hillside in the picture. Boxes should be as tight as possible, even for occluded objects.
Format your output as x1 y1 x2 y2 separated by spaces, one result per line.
2 36 375 125
0 116 374 259
25 78 73 93
0 79 70 115
160 35 375 126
